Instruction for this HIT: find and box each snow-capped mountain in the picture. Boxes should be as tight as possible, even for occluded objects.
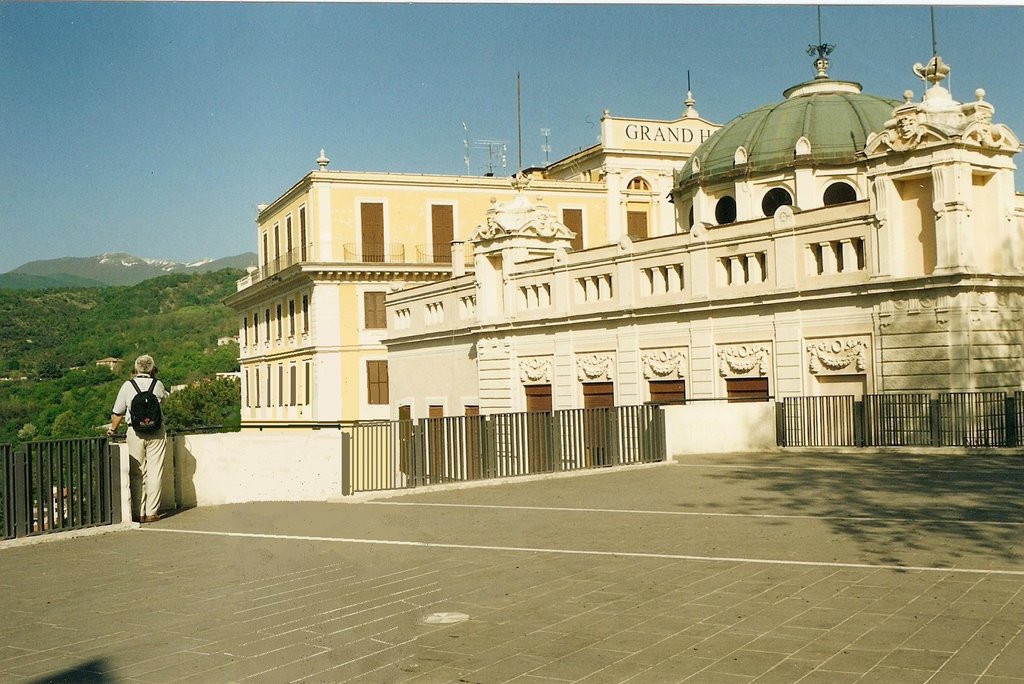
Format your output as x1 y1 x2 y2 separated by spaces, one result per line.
0 252 257 289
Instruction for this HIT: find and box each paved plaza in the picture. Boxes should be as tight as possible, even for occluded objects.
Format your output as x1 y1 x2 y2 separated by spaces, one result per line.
2 451 1023 683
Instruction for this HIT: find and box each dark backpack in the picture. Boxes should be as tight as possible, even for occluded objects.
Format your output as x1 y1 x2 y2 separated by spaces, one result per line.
129 378 163 434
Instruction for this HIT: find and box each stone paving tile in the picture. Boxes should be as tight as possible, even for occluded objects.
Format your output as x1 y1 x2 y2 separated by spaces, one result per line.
3 454 1023 683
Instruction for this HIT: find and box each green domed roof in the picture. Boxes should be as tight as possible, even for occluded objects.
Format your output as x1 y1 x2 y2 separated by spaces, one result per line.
679 79 900 186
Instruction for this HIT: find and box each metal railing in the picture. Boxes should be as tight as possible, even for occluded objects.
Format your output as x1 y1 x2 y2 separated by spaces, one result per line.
1015 392 1024 447
342 243 406 264
863 393 932 446
778 390 1023 448
415 245 453 265
342 405 666 495
2 437 121 541
782 396 858 447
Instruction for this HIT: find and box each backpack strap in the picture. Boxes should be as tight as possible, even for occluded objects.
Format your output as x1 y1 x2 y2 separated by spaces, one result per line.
129 378 142 393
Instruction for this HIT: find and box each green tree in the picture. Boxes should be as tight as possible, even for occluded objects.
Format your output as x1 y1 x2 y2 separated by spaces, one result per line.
162 378 241 431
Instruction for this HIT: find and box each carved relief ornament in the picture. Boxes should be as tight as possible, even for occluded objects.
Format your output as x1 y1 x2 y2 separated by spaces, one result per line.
806 339 868 375
576 353 614 382
519 358 553 385
641 349 686 379
717 345 770 377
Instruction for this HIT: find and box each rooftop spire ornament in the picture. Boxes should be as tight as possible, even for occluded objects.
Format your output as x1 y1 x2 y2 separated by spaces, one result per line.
806 6 834 79
912 7 950 90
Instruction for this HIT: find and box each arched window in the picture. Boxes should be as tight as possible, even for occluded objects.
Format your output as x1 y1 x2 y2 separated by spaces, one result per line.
715 196 737 225
627 177 650 191
823 181 858 206
761 187 793 217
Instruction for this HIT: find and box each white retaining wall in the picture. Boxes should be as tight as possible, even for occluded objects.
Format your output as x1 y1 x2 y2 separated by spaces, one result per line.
167 430 344 508
662 403 778 456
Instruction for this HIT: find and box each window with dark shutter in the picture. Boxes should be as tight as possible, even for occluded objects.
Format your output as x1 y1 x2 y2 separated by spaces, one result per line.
361 203 385 263
725 377 769 403
649 379 686 405
367 360 389 404
431 205 454 263
562 208 583 251
627 211 648 240
364 292 387 329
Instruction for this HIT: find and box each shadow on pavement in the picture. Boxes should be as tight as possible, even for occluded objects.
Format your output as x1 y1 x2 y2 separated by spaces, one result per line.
28 658 115 683
702 451 1024 564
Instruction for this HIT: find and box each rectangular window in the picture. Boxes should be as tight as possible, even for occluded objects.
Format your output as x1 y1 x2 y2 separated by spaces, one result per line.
243 317 248 346
525 384 552 412
274 223 280 258
255 368 261 407
288 300 295 336
265 364 272 407
264 308 270 340
276 304 282 339
305 361 311 405
361 202 385 263
244 369 250 408
464 405 480 417
627 210 648 240
289 364 297 406
367 360 389 405
253 312 259 344
725 377 770 403
562 208 584 251
286 215 293 254
277 364 283 407
262 233 269 266
431 204 454 263
649 379 686 405
583 382 615 409
364 291 387 329
302 294 309 332
299 206 307 261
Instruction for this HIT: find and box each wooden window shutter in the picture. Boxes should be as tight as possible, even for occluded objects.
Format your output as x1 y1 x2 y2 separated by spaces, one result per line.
649 379 686 405
431 205 454 263
524 384 553 412
364 291 386 329
562 208 583 251
361 203 385 262
367 360 389 404
582 382 615 409
627 210 648 240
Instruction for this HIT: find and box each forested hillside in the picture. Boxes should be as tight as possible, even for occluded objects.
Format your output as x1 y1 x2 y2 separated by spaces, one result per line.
0 270 244 443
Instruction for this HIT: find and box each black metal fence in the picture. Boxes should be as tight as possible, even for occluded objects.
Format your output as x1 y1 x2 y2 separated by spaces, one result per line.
779 391 1024 448
342 405 666 495
2 438 121 541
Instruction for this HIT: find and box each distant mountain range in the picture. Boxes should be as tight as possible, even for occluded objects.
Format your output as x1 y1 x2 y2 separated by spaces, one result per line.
0 252 257 290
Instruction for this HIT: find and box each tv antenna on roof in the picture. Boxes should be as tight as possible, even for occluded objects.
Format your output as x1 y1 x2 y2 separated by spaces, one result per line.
541 128 551 165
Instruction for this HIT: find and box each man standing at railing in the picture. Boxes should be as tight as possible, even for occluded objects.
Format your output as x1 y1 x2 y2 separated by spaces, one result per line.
107 354 168 524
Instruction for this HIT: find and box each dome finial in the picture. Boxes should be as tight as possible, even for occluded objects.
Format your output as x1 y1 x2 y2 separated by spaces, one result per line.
806 6 835 80
316 149 330 170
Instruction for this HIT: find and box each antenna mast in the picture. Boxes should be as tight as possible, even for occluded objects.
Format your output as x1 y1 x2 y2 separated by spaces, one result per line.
462 122 470 175
540 128 551 165
516 71 523 181
931 6 937 56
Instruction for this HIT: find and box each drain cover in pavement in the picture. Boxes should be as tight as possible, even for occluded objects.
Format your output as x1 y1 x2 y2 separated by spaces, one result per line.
422 612 469 625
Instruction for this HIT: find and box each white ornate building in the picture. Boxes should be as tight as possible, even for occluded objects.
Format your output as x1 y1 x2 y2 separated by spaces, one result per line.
384 52 1024 418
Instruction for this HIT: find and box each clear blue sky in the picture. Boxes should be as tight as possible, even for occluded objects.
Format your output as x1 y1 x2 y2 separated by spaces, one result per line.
1 3 1022 274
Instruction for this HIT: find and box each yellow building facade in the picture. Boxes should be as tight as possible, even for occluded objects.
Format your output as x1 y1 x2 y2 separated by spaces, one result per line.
225 107 719 424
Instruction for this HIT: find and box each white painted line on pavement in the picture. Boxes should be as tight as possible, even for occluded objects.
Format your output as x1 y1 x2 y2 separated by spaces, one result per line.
365 500 1024 527
143 527 1024 577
